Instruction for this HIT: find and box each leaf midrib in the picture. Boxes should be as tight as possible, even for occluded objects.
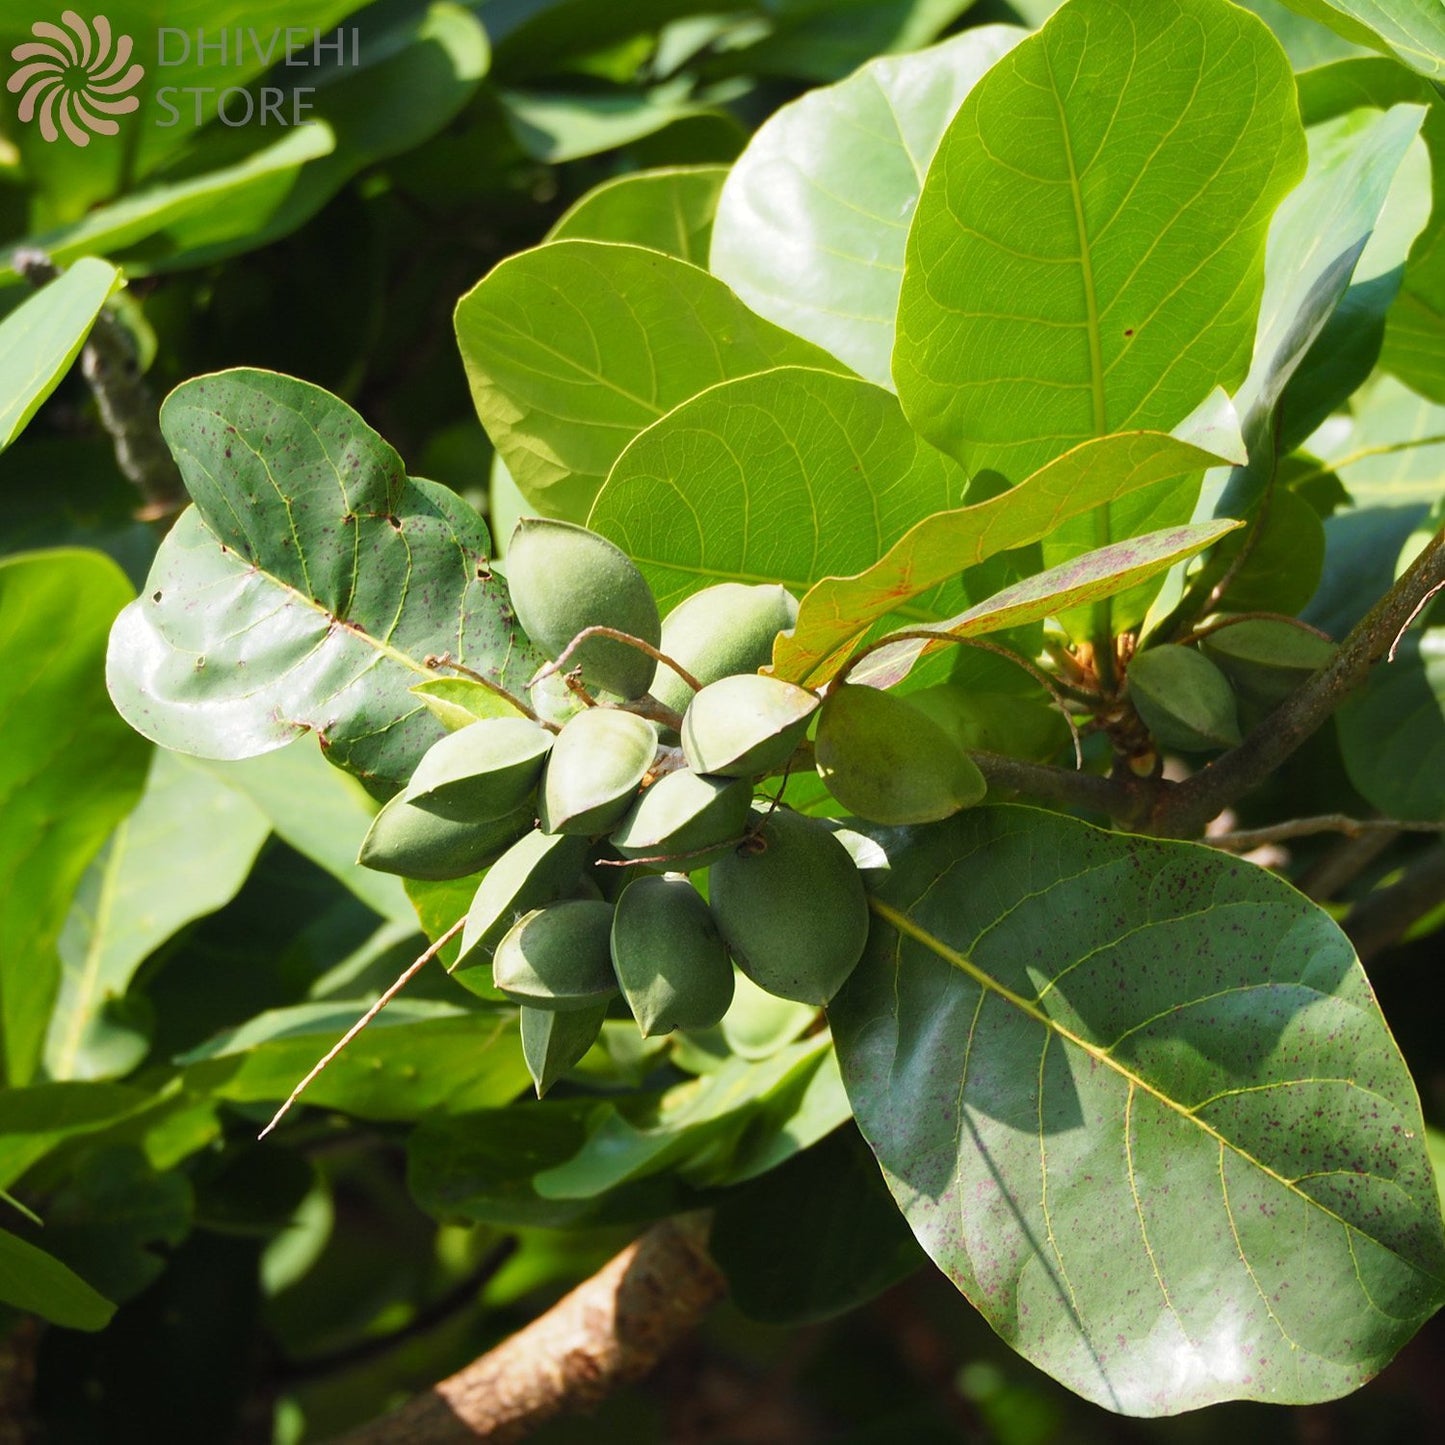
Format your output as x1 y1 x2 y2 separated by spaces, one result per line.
869 895 1444 1279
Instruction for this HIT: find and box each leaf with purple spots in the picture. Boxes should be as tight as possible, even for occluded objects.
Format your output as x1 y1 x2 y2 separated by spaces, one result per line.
830 805 1445 1414
107 369 541 794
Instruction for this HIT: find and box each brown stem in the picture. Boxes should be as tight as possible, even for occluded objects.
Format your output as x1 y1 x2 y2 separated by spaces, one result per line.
1147 527 1445 838
970 751 1151 823
1177 611 1335 648
422 656 548 728
1344 844 1445 962
532 628 703 696
331 1215 725 1445
1205 815 1445 852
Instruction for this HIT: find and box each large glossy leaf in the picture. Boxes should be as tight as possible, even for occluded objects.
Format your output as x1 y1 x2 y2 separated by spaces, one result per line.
1274 0 1445 78
831 806 1445 1414
849 521 1239 690
587 366 966 615
709 26 1025 389
45 750 270 1083
0 550 149 1086
894 0 1305 484
179 1001 529 1121
454 241 842 521
0 259 120 449
773 432 1230 687
1198 102 1426 524
0 1226 114 1331
106 369 540 796
547 166 729 265
1297 60 1445 407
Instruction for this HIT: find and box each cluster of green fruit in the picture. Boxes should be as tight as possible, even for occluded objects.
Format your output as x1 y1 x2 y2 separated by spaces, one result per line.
353 517 921 1094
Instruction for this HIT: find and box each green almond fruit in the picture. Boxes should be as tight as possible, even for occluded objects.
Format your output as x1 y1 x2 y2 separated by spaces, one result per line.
1127 644 1242 752
650 583 800 716
357 794 532 880
491 900 619 1011
609 769 753 870
611 874 734 1036
1200 620 1336 707
681 675 819 778
815 682 986 825
453 828 590 970
539 708 658 835
520 1002 608 1097
709 807 868 1005
404 717 553 821
505 518 661 699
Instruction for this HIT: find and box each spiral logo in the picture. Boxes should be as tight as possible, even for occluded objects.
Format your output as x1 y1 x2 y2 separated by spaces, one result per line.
7 11 143 147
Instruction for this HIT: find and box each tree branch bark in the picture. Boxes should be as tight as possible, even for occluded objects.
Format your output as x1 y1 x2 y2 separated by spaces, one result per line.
1146 527 1445 838
332 1215 725 1445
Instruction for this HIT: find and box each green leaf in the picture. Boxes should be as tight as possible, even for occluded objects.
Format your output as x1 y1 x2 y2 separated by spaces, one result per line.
711 1126 924 1325
454 241 842 521
0 258 120 449
1199 102 1427 524
709 0 983 83
105 369 540 796
850 521 1239 690
408 1100 695 1229
548 166 729 264
588 366 966 616
500 87 735 164
0 550 149 1085
1273 0 1445 79
44 750 271 1083
830 806 1445 1413
199 742 411 924
773 432 1230 687
1317 374 1445 507
0 1082 153 1190
180 1002 529 1121
0 0 367 218
1336 629 1445 820
0 1226 114 1331
1234 0 1371 66
709 25 1025 388
1296 59 1445 407
0 128 335 283
894 0 1305 483
41 1144 192 1303
532 1035 838 1199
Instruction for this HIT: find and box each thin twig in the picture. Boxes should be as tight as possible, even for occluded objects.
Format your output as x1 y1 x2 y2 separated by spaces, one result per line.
257 917 466 1140
969 750 1148 822
1205 815 1445 852
1388 579 1444 662
530 627 703 695
839 630 1085 767
423 655 548 727
1178 611 1335 648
